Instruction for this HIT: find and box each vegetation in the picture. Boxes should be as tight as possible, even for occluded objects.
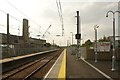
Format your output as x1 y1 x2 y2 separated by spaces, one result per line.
81 35 110 48
44 43 51 47
82 39 93 48
98 35 110 42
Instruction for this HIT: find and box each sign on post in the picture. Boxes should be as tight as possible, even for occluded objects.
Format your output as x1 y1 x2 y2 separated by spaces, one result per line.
94 42 111 52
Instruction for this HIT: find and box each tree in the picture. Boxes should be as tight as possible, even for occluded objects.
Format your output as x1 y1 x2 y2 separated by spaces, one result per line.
98 35 110 42
44 43 51 47
82 39 93 48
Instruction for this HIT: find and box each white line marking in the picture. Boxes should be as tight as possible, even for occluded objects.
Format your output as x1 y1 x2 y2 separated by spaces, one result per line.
82 59 113 80
43 50 64 79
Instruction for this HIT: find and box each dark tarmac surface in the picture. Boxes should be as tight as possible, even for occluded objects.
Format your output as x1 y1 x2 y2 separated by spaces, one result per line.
66 48 120 80
86 60 120 80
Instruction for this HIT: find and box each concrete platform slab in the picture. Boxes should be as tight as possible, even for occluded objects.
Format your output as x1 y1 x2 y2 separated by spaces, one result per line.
0 49 58 64
66 48 107 79
44 49 66 79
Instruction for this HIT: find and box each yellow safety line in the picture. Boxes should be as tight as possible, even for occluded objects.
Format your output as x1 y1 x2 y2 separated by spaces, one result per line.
58 49 66 80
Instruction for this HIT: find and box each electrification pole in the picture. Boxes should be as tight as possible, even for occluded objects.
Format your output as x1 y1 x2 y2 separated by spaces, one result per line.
75 11 81 59
71 32 73 54
7 14 9 55
71 32 73 46
53 40 54 46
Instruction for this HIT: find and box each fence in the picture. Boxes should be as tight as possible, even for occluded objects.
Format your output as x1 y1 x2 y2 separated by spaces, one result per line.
1 44 57 59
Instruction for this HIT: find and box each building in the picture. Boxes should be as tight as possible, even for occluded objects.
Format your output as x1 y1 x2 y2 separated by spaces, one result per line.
0 33 46 46
0 18 46 46
23 19 29 42
0 19 46 58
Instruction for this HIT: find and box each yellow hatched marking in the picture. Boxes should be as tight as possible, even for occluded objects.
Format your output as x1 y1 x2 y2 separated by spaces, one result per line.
58 49 66 80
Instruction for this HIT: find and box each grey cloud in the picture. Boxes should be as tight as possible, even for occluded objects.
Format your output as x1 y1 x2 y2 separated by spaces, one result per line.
80 2 117 24
59 2 117 27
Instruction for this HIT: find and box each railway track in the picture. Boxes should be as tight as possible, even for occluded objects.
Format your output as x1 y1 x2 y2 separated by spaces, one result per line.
2 48 64 79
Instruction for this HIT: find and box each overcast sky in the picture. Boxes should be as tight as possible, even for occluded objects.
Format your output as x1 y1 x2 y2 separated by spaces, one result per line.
0 0 119 46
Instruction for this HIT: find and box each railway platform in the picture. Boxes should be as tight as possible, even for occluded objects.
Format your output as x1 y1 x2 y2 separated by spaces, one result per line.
0 49 58 64
44 48 119 80
44 48 66 79
67 48 106 79
1 48 120 79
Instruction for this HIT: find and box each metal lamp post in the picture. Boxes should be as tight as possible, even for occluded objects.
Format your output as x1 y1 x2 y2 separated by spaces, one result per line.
82 35 86 44
70 32 73 46
106 10 120 71
70 32 73 54
69 37 71 46
94 25 99 63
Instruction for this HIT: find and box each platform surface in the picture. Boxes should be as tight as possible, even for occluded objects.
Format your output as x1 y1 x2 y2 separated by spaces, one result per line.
0 49 58 64
66 48 106 79
2 48 120 80
44 48 120 79
44 49 66 79
67 47 120 80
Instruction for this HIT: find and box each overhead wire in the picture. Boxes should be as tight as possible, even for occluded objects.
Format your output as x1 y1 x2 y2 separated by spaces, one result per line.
56 0 62 23
6 0 39 25
0 8 42 37
59 0 63 25
56 0 66 45
56 0 64 36
0 9 22 22
0 23 21 30
6 0 56 40
0 9 22 36
0 0 57 43
6 0 42 32
59 0 64 36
